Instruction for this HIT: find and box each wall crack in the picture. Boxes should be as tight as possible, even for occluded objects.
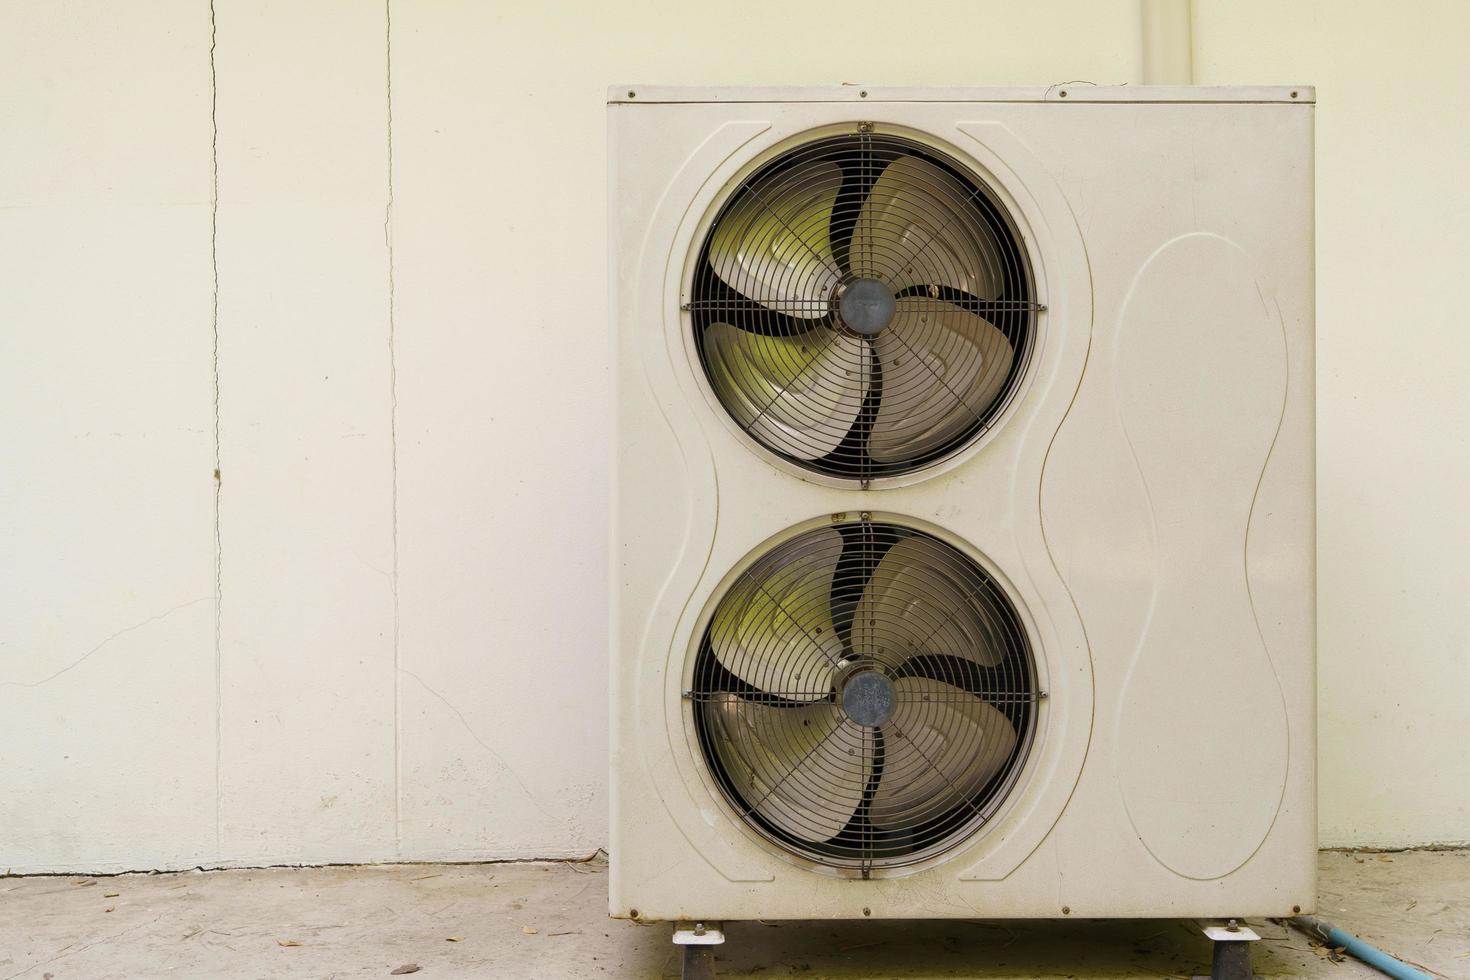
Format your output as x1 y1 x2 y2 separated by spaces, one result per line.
208 0 224 862
400 670 549 818
385 0 402 856
0 597 212 689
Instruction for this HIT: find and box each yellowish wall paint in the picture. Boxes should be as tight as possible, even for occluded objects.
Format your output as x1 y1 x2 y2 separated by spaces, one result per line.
0 0 1463 871
1196 0 1470 849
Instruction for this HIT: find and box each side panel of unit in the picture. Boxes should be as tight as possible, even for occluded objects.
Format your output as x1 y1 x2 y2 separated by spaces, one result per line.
1037 102 1316 913
609 105 774 913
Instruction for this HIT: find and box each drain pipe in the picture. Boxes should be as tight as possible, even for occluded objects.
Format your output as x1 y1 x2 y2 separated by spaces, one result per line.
1290 916 1433 980
1140 0 1194 85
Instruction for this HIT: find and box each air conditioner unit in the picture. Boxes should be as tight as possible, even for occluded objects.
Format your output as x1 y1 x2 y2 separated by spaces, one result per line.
608 85 1315 974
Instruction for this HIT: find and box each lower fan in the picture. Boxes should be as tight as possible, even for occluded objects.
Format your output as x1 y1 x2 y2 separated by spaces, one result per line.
690 519 1038 876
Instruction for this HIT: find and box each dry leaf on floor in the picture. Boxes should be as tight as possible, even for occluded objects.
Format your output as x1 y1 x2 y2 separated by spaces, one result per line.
104 892 120 898
278 939 304 948
390 966 421 976
445 936 464 942
103 907 114 913
522 926 539 935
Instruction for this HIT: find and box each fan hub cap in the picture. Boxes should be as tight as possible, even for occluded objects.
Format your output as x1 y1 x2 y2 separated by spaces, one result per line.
837 278 896 336
840 669 896 727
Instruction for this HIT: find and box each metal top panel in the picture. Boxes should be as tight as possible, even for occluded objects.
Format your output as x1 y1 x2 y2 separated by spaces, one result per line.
607 84 1315 105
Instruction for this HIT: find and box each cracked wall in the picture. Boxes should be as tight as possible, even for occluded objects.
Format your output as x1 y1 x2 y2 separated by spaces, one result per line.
0 0 1151 874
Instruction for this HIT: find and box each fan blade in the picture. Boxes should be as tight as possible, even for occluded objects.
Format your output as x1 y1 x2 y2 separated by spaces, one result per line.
851 156 1003 298
868 299 1013 463
704 322 871 461
870 678 1018 832
850 535 1002 668
709 163 842 315
708 693 865 842
710 526 845 701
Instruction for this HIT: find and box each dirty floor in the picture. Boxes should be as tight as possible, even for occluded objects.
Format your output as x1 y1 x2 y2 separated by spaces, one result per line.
2 850 1465 979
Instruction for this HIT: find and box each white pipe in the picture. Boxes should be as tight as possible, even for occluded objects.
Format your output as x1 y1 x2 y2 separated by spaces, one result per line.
1140 0 1194 85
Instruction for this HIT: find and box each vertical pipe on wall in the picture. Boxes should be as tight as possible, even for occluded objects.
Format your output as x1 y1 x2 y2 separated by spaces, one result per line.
1140 0 1194 84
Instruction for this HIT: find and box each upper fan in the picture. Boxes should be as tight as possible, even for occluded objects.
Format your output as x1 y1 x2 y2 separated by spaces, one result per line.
690 520 1038 874
689 130 1039 483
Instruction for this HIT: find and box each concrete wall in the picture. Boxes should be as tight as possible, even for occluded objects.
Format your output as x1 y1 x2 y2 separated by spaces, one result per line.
1 0 1463 873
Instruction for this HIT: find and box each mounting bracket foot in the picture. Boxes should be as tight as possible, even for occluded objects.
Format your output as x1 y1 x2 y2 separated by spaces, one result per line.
673 921 724 980
1192 920 1261 980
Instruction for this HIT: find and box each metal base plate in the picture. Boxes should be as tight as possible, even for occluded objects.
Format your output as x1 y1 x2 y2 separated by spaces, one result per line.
672 921 725 946
1203 924 1261 943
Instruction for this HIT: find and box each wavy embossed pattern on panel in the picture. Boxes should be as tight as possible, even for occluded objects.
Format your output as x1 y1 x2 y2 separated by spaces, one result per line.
638 121 774 882
1113 234 1289 880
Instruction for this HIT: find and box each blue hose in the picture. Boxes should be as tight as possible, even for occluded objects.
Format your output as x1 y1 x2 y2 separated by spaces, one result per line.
1292 915 1432 980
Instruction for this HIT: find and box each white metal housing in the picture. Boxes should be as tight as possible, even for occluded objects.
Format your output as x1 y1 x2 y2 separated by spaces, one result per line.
609 85 1315 920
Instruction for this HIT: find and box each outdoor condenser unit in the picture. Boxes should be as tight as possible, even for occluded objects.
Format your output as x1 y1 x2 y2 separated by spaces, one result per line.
609 84 1315 977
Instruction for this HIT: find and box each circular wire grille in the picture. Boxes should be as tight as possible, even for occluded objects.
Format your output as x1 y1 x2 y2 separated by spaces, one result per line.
690 520 1038 875
690 130 1039 483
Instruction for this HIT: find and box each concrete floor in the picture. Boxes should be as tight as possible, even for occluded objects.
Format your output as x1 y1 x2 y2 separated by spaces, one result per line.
1 851 1465 979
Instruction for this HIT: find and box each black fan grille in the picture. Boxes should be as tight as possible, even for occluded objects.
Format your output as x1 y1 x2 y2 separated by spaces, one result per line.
690 520 1039 875
689 130 1039 484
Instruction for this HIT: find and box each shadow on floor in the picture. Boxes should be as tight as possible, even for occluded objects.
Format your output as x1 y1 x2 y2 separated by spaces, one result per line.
649 916 1340 979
